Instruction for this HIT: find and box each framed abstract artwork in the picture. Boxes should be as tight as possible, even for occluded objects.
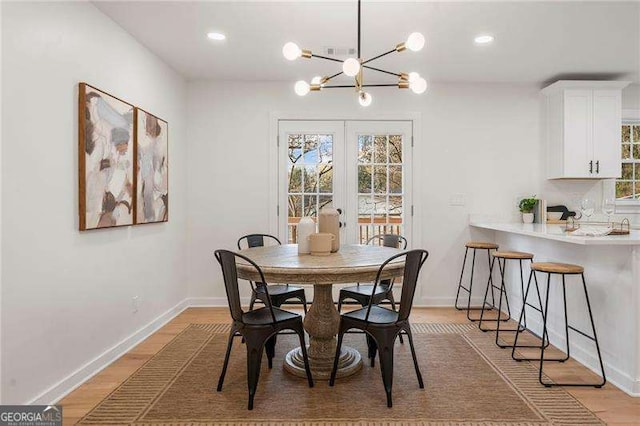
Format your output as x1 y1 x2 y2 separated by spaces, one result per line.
78 83 135 230
135 108 169 224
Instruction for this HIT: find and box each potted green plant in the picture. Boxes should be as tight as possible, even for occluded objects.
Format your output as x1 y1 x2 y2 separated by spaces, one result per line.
518 196 537 224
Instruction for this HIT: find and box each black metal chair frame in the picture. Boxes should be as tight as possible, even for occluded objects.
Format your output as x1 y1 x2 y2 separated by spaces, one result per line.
511 268 606 388
329 249 429 408
454 246 503 322
337 234 408 342
237 233 307 314
214 249 313 410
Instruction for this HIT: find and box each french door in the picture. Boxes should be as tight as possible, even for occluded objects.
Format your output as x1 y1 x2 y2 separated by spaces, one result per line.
278 120 413 246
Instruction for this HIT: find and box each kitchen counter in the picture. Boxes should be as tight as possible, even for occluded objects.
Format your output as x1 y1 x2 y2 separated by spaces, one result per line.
469 220 640 396
470 222 640 246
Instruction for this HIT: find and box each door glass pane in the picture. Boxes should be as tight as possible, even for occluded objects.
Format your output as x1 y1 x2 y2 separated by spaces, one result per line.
389 166 402 194
287 133 333 243
373 135 387 163
358 135 372 163
389 135 402 163
358 165 372 193
373 165 387 194
357 133 406 244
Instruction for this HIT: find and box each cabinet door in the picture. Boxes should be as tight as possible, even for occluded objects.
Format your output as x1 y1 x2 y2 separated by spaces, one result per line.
592 89 622 178
563 90 593 178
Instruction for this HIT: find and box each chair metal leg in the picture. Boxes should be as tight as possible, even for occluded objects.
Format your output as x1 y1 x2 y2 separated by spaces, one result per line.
404 325 424 388
245 339 265 410
329 326 346 386
371 331 396 408
366 333 378 367
295 327 314 388
265 335 277 369
217 328 235 391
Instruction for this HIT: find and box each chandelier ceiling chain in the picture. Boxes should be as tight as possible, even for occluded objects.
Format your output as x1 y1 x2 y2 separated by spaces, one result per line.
283 0 427 106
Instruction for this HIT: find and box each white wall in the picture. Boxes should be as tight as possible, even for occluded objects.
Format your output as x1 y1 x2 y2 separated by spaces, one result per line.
186 80 639 300
1 2 188 404
186 80 547 303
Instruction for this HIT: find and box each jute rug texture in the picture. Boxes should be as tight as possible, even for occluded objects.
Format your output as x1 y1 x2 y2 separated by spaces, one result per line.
78 323 603 425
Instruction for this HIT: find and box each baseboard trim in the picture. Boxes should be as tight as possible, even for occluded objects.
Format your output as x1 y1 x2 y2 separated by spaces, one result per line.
30 298 191 405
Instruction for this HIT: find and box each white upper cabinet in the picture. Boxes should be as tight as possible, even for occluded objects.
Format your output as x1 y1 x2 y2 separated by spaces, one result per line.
542 81 629 179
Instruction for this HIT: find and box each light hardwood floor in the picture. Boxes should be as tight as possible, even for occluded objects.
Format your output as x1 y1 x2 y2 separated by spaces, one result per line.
59 307 640 425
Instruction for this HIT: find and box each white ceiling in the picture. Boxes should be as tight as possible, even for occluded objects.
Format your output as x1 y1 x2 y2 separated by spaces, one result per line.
94 1 640 85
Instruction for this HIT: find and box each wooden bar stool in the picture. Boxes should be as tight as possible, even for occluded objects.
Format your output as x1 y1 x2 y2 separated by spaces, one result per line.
479 251 534 347
512 262 606 388
454 241 500 322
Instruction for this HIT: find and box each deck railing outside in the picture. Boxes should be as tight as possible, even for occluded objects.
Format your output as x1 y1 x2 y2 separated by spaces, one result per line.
287 217 402 244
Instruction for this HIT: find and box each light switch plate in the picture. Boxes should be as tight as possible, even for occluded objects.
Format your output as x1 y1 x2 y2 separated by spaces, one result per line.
450 193 466 206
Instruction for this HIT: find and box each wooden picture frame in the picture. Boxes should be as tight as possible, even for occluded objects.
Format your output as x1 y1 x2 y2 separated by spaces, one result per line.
78 83 136 231
134 108 169 224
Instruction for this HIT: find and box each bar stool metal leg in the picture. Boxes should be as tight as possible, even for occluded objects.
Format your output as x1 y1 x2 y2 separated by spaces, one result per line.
455 247 497 321
539 272 606 388
511 269 551 358
478 257 511 331
493 258 528 348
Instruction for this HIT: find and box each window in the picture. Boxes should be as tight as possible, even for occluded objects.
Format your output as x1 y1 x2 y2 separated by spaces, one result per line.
287 133 334 243
357 134 404 244
616 123 640 202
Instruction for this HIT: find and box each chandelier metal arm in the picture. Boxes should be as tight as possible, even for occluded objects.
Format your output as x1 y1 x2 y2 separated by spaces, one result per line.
362 65 401 77
361 48 398 65
310 54 343 63
323 83 400 89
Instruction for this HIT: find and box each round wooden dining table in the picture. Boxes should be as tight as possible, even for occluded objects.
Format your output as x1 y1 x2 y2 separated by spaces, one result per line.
236 243 405 380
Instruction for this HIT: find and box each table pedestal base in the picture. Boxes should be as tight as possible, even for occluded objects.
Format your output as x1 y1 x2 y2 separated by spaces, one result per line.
283 283 363 380
284 345 362 380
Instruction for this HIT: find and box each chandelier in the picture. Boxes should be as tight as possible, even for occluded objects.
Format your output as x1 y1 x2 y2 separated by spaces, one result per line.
282 0 427 107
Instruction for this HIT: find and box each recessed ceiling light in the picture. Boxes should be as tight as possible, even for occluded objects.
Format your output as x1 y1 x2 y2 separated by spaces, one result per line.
474 35 494 44
207 32 226 41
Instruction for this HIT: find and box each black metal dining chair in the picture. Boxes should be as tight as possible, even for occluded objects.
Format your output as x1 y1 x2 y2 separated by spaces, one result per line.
237 233 307 313
214 249 313 410
337 234 407 311
338 234 408 342
329 249 429 408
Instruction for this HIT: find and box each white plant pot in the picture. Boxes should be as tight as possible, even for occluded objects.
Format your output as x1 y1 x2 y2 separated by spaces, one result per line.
522 212 534 224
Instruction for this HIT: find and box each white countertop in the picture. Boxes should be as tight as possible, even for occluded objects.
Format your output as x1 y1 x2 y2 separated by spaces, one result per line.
470 222 640 246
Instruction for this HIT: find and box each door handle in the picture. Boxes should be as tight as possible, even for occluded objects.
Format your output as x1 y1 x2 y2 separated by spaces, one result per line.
596 160 600 174
589 160 593 174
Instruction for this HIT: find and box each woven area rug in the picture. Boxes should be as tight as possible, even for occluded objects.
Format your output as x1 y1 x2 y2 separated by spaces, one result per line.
78 323 603 425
